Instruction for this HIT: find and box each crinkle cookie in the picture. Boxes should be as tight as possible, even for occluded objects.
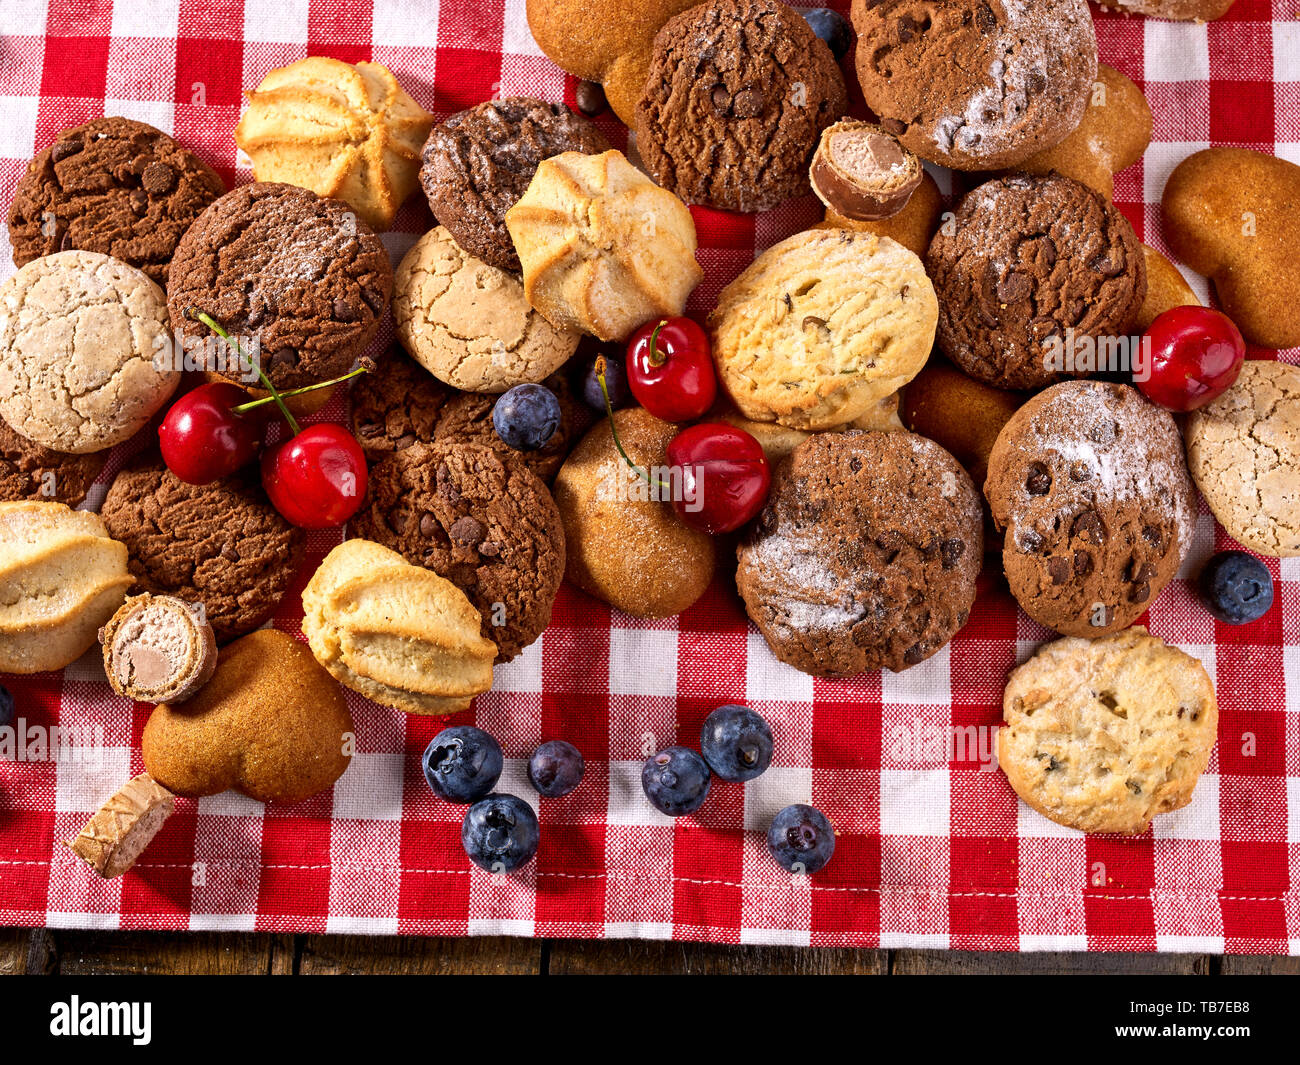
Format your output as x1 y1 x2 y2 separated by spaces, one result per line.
709 229 936 431
736 430 983 676
1185 360 1300 558
1000 627 1217 835
0 251 177 454
985 381 1196 637
850 0 1097 171
393 226 579 393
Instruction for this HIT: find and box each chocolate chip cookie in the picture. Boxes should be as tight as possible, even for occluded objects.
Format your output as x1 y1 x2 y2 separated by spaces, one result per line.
636 0 848 213
926 174 1147 391
985 381 1196 638
100 457 305 644
0 421 106 506
420 97 608 273
167 182 393 392
351 441 566 662
350 347 592 482
736 430 983 676
7 117 225 284
850 0 1097 171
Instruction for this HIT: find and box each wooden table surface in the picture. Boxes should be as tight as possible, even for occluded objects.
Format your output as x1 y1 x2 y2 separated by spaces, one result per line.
3 928 1297 974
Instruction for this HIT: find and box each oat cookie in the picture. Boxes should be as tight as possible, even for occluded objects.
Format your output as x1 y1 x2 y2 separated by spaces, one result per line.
0 251 177 454
8 117 224 283
393 226 579 393
709 229 936 431
1185 360 1300 558
1000 627 1218 835
985 381 1196 637
737 431 983 676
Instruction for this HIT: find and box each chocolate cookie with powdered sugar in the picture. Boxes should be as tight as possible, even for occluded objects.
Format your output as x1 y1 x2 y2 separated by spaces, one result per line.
736 431 983 677
850 0 1097 171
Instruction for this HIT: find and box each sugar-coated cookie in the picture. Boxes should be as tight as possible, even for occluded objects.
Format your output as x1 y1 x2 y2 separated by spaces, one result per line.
985 381 1196 637
1161 148 1300 351
1000 627 1217 835
142 629 353 805
710 229 937 430
0 250 177 454
420 98 607 272
235 58 433 232
737 431 983 676
393 226 579 393
1185 360 1300 558
64 773 175 879
636 0 847 213
850 0 1097 171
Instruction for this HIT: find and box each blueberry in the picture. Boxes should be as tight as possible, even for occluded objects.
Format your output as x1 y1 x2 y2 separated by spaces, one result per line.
493 383 561 451
700 704 773 782
581 353 630 411
1199 550 1274 625
802 8 852 62
641 746 711 816
462 793 540 872
422 725 503 804
0 685 12 730
528 740 585 798
767 804 835 874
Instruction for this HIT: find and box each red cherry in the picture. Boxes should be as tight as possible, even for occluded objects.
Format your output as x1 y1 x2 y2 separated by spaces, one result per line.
158 382 266 485
1138 306 1246 412
261 423 368 529
666 423 770 535
626 317 717 422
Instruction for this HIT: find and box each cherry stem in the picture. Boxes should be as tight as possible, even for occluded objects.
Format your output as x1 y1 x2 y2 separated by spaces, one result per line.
647 319 668 368
186 308 301 436
230 366 369 415
595 356 671 492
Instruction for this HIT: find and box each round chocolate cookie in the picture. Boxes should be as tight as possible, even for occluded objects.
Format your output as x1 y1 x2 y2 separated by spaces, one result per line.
736 430 983 676
0 421 106 506
419 97 608 273
926 174 1147 391
7 117 225 284
167 182 393 392
636 0 848 213
100 457 305 644
850 0 1097 171
349 347 594 482
350 441 566 662
984 381 1196 638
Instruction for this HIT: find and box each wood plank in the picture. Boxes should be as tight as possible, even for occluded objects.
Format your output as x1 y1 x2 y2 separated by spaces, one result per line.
298 934 542 975
1219 954 1300 975
892 949 1211 975
547 938 888 975
51 931 290 975
0 927 32 975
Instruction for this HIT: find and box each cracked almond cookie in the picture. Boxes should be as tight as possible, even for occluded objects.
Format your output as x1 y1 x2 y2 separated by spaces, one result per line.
850 0 1097 171
350 441 565 662
0 250 177 454
985 381 1196 637
393 226 580 393
1185 360 1300 558
8 116 224 284
926 174 1147 391
736 430 983 676
1000 627 1217 835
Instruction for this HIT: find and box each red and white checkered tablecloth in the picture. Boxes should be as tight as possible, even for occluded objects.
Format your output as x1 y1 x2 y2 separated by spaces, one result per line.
0 0 1297 953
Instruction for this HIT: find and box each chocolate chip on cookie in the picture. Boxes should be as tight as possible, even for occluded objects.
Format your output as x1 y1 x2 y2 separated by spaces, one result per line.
100 457 305 644
926 174 1147 391
0 421 106 507
419 97 608 273
7 117 225 283
636 0 848 213
736 430 983 676
351 441 566 662
985 381 1196 637
167 182 393 392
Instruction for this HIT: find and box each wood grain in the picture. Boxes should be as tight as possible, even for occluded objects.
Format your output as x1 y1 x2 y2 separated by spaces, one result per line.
50 931 292 976
891 949 1211 975
298 934 542 975
547 938 888 975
